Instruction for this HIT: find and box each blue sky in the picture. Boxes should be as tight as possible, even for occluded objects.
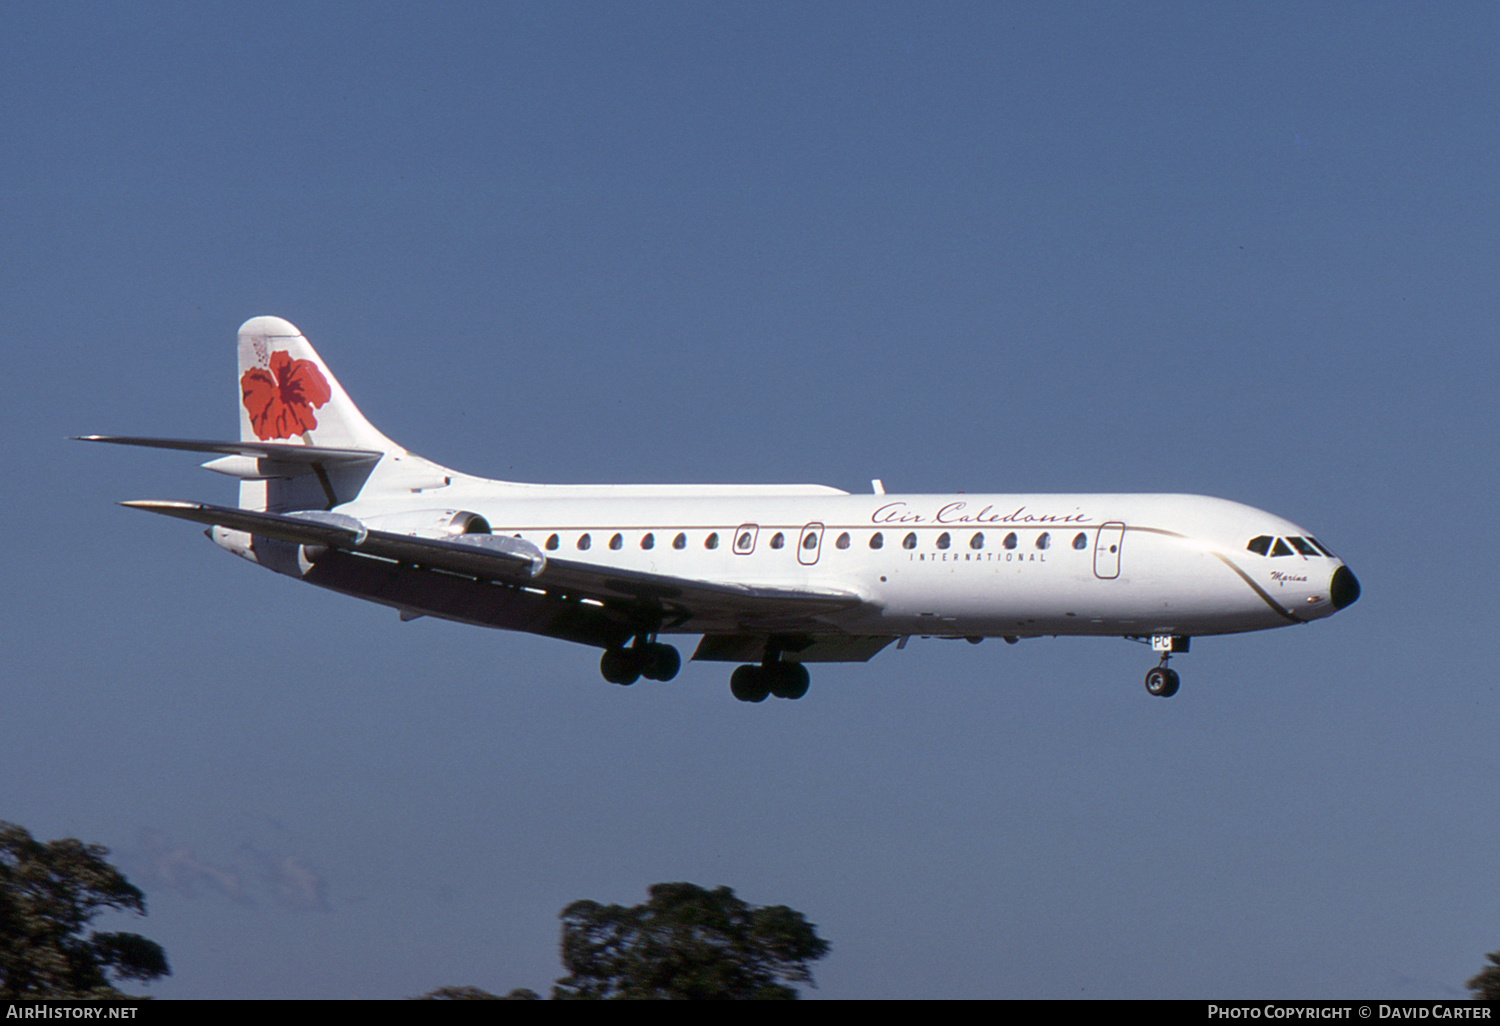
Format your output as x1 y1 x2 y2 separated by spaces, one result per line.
4 1 1498 999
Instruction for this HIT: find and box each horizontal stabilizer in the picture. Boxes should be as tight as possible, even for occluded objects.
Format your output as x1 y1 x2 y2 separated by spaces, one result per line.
77 436 383 466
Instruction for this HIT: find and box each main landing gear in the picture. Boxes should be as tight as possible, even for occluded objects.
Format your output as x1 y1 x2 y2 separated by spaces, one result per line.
1142 635 1189 698
729 660 810 702
599 639 681 685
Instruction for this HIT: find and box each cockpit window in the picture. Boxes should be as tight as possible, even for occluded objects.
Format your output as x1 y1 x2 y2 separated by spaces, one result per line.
1269 538 1293 557
1288 537 1319 557
1309 537 1337 558
1247 536 1272 556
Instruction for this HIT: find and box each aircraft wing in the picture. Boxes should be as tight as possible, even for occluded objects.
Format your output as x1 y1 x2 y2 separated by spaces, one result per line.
122 501 868 633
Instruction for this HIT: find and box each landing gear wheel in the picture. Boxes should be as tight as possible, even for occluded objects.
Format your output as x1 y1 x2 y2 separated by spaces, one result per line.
768 662 810 700
1144 666 1180 698
600 648 642 686
639 643 681 682
730 665 771 703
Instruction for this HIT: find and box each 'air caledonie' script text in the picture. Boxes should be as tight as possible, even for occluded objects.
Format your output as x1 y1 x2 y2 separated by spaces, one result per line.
872 502 1092 526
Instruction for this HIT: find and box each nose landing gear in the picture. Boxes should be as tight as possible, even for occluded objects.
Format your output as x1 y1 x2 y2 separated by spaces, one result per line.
1144 663 1180 698
1142 635 1189 698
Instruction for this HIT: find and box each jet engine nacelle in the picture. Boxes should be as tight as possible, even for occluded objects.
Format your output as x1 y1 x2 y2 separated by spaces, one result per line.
293 508 489 570
296 507 545 577
357 509 492 538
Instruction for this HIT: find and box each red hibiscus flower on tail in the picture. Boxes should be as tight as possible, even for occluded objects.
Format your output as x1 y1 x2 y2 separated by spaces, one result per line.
241 350 333 441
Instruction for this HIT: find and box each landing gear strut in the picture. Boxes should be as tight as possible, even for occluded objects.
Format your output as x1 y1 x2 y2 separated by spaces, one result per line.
1143 635 1188 698
599 638 681 685
729 659 810 702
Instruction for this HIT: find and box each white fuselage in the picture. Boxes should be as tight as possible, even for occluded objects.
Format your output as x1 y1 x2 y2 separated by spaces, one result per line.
291 471 1348 642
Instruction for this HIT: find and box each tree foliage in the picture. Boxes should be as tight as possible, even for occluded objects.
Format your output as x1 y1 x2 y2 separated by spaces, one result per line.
552 882 829 1000
416 985 540 1000
0 822 170 999
1468 951 1500 1001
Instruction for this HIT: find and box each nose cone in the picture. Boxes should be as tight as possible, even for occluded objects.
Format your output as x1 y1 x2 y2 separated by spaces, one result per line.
1330 565 1361 610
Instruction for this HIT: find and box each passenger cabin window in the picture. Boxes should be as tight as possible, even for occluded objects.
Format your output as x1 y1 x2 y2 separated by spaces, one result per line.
903 532 917 550
836 532 851 549
1003 532 1018 550
802 533 818 550
641 533 655 550
577 533 592 551
1036 532 1051 550
870 532 884 549
769 532 785 549
705 532 720 550
970 532 984 550
609 533 623 551
673 532 686 550
936 532 951 550
546 534 560 551
1072 532 1087 550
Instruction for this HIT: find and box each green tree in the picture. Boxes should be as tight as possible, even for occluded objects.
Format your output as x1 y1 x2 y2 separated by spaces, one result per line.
416 985 540 1000
552 882 829 1000
0 822 170 999
1468 951 1500 1000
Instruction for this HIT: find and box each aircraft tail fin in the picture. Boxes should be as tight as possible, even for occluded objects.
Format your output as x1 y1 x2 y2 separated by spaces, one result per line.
238 316 400 455
235 316 442 512
83 318 458 516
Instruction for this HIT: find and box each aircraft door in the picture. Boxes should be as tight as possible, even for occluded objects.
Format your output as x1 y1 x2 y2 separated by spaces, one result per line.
1093 522 1124 579
797 523 824 566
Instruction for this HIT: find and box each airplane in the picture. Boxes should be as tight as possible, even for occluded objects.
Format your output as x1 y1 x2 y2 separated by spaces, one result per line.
80 316 1360 701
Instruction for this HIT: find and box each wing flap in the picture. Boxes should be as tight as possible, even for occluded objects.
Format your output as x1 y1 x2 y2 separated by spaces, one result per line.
692 634 898 663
